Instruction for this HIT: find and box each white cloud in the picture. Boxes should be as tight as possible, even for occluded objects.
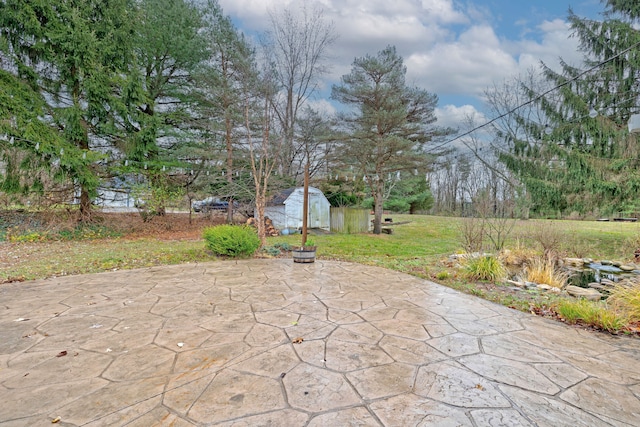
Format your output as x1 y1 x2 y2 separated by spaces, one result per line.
406 25 519 96
306 99 337 117
512 19 583 72
436 104 487 130
218 0 591 121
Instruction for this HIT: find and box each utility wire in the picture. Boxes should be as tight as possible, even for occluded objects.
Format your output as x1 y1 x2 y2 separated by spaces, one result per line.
432 40 640 150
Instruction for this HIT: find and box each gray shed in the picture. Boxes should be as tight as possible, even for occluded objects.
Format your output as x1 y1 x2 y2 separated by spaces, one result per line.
264 186 330 231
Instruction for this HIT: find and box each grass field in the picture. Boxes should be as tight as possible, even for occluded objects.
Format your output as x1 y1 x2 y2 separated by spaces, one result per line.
4 213 640 283
2 213 639 334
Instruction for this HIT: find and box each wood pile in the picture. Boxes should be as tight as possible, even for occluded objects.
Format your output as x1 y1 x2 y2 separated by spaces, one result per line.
246 216 279 236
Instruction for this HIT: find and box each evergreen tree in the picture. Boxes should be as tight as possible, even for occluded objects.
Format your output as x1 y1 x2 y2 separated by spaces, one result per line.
332 46 447 233
122 0 207 164
0 70 96 203
499 1 640 216
196 0 258 222
0 0 134 220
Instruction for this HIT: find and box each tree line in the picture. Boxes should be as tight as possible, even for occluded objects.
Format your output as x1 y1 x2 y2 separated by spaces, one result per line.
2 0 639 239
0 0 450 238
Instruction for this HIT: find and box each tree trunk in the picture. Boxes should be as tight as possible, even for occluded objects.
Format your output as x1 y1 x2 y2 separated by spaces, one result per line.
372 180 384 234
255 193 266 247
78 188 92 222
225 112 234 224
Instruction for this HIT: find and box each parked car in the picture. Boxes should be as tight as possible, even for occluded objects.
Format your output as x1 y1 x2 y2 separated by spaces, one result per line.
193 197 229 212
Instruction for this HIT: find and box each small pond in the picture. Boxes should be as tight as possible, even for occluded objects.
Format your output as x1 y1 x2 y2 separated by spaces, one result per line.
568 263 639 288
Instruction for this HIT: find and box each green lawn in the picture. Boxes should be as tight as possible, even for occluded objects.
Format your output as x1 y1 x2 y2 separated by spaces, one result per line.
3 214 639 283
3 214 639 334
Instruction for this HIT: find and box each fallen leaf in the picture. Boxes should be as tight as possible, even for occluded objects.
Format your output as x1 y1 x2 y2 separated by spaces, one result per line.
56 351 67 358
51 416 61 423
90 324 103 329
475 384 484 391
177 342 184 348
291 321 298 326
13 318 29 322
292 337 304 344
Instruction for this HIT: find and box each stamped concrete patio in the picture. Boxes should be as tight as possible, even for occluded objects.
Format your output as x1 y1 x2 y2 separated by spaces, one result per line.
1 259 639 426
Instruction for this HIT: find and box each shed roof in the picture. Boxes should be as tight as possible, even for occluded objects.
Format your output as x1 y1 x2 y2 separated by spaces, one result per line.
267 187 326 206
268 188 296 206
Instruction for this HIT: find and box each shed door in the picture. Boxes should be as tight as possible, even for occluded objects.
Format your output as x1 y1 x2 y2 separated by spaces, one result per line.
308 195 322 228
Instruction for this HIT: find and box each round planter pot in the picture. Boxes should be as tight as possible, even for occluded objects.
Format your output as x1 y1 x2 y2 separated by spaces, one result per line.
292 246 317 263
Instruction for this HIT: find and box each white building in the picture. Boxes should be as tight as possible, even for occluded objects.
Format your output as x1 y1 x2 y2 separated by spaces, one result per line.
264 187 330 231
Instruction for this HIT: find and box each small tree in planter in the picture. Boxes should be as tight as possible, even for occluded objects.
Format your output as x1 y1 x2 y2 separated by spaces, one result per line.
293 237 316 263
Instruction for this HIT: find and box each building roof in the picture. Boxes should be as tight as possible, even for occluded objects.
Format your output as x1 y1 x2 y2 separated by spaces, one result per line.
267 187 326 206
268 188 296 206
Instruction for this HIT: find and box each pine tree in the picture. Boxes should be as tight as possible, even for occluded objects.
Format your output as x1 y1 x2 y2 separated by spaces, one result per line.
0 0 134 220
332 46 446 234
499 1 640 216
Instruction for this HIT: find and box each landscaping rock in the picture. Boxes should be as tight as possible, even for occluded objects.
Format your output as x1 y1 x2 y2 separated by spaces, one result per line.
506 280 524 288
619 264 636 272
612 261 622 267
565 285 603 301
537 284 552 291
600 278 616 286
565 258 586 267
601 260 613 266
587 283 612 294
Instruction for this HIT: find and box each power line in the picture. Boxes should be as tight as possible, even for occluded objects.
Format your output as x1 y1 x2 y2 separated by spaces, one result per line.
434 40 640 149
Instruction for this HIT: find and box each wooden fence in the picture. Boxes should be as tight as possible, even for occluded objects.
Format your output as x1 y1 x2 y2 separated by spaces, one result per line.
330 207 370 234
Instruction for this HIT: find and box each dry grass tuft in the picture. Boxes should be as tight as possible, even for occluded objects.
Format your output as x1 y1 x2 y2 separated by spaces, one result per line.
608 282 640 322
523 256 568 288
500 240 539 267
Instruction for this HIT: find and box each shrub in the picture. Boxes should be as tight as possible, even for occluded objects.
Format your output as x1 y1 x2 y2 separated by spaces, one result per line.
457 217 484 252
524 256 568 288
261 245 283 256
528 222 563 258
463 255 506 282
499 241 539 267
203 225 260 257
273 242 293 251
8 230 47 242
557 299 627 333
435 270 450 280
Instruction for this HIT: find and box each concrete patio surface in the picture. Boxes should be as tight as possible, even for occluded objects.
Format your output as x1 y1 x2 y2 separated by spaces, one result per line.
1 259 639 426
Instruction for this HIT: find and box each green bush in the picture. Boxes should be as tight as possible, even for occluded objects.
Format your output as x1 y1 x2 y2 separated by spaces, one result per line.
463 255 506 282
273 242 293 251
203 225 260 257
435 270 450 280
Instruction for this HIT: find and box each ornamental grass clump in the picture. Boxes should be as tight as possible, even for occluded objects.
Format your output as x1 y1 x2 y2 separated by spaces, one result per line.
608 283 640 322
557 299 627 333
463 255 506 282
524 256 568 288
203 225 260 257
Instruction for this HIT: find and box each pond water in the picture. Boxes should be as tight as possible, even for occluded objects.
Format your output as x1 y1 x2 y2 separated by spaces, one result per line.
567 263 638 288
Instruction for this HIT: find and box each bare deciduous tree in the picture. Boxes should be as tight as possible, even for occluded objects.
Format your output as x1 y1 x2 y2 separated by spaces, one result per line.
264 3 337 180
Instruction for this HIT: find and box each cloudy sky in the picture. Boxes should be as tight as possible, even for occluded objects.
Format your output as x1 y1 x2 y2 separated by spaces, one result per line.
217 0 604 128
